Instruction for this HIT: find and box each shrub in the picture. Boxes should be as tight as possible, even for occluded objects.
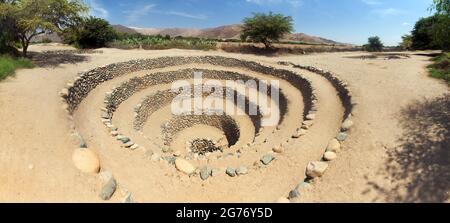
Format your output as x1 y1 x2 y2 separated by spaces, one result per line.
427 53 450 84
73 17 117 49
109 35 217 51
240 12 294 49
0 56 34 81
364 36 383 52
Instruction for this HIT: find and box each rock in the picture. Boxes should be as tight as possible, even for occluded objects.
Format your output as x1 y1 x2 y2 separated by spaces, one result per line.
236 166 248 176
121 192 134 203
306 114 316 120
336 132 348 142
302 120 314 127
130 144 139 150
72 148 100 174
341 119 354 131
99 177 117 201
324 151 337 161
272 146 284 153
101 112 110 119
123 141 134 148
226 167 236 177
76 134 87 148
200 167 212 181
119 137 131 144
275 197 290 203
326 139 341 152
292 129 307 138
288 188 300 199
173 150 181 157
28 164 34 170
306 161 329 178
60 88 69 97
260 154 275 165
161 146 171 153
175 158 196 175
98 171 113 183
110 131 119 137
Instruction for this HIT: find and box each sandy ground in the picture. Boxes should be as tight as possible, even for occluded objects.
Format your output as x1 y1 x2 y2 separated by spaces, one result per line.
0 44 448 202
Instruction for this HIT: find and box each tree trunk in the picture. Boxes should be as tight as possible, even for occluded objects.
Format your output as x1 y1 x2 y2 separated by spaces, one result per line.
22 43 28 57
263 40 272 49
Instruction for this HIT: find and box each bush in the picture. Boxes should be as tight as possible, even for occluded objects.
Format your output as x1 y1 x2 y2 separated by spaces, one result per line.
364 36 383 52
240 12 294 49
427 53 450 84
411 16 440 50
0 56 34 81
72 17 117 49
109 35 217 51
0 13 18 55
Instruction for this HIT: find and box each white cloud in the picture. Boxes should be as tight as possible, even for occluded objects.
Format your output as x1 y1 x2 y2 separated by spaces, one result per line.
402 22 411 26
87 0 109 19
165 11 207 20
125 4 156 23
361 0 382 6
372 8 405 17
124 4 207 24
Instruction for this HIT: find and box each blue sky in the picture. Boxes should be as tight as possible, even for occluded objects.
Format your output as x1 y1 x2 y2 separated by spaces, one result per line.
85 0 435 46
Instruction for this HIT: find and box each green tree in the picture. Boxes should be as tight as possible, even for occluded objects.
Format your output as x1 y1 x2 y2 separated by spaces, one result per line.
431 0 450 14
411 16 439 50
240 12 294 49
364 36 383 52
400 34 413 50
72 17 117 49
0 1 18 55
432 15 450 51
1 0 87 57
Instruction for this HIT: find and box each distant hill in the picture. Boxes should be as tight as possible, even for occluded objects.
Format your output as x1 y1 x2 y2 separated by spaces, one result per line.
113 24 344 45
112 25 139 34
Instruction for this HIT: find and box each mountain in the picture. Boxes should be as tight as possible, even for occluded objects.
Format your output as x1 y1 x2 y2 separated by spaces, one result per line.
112 25 139 34
113 24 342 45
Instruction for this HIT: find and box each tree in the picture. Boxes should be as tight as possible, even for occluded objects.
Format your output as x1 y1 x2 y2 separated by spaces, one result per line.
0 1 18 55
364 36 383 52
431 0 450 15
2 0 87 57
240 12 294 49
400 34 413 50
431 15 450 51
72 17 117 49
411 16 439 50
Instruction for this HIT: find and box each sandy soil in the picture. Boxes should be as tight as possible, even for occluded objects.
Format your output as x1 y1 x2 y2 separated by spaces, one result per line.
0 44 448 202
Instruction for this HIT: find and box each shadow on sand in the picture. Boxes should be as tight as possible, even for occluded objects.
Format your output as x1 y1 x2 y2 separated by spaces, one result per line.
28 50 100 68
368 94 449 202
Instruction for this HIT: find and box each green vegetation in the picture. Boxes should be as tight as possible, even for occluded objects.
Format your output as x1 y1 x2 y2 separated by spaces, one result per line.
110 34 217 51
427 53 450 84
0 0 88 56
64 17 117 49
403 0 450 51
240 12 294 49
431 0 450 14
364 36 384 52
0 56 34 80
400 35 412 50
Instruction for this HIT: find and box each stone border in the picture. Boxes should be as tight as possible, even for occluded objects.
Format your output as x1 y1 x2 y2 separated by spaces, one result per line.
277 61 356 202
59 56 322 201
